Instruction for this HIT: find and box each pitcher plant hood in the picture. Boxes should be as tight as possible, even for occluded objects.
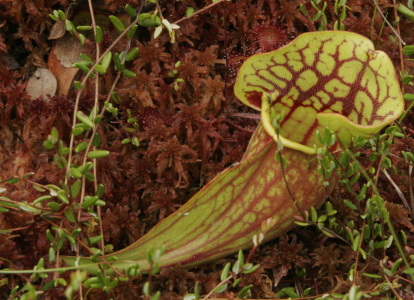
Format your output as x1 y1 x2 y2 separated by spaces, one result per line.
234 31 404 154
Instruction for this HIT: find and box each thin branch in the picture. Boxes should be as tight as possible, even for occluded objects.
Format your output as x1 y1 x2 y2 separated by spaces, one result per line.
175 0 225 24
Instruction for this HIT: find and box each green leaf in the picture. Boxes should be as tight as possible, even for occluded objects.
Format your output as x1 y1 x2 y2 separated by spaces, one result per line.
132 137 140 146
194 281 200 300
321 229 335 238
72 127 85 136
242 264 260 274
113 53 121 70
72 228 81 238
65 19 75 32
282 287 300 298
95 64 106 74
232 260 241 275
127 25 138 39
75 142 88 153
237 250 244 266
85 172 95 182
84 277 100 288
76 111 94 128
82 196 98 209
71 180 82 198
77 25 92 31
19 203 42 214
58 10 65 20
109 15 125 31
150 291 160 300
50 14 59 21
340 6 346 22
80 54 92 62
95 26 102 43
186 7 195 17
44 140 54 149
73 81 83 90
139 17 160 27
339 150 350 167
101 52 112 70
404 268 414 274
401 230 408 244
7 177 20 184
212 283 227 294
350 172 360 184
70 167 83 179
88 150 110 159
331 293 345 298
73 63 93 78
122 69 136 77
384 235 393 248
57 191 69 204
233 278 242 288
362 272 382 279
237 285 253 298
402 75 414 84
125 4 137 17
312 10 322 22
358 247 366 259
143 282 150 296
404 93 414 101
87 235 103 246
391 258 402 273
96 184 105 198
295 221 311 226
125 47 139 61
299 4 308 16
0 197 18 208
90 116 100 126
220 263 231 280
352 234 361 251
304 288 312 296
343 200 357 210
50 128 59 139
311 207 318 222
93 133 101 147
43 279 55 291
79 33 85 45
45 229 55 243
317 215 327 223
95 200 106 206
162 19 173 33
403 45 414 56
33 195 52 205
64 208 77 223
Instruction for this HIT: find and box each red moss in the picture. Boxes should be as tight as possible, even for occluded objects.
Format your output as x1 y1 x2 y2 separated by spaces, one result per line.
149 135 197 188
147 190 181 221
133 39 172 75
102 204 142 247
259 234 309 286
